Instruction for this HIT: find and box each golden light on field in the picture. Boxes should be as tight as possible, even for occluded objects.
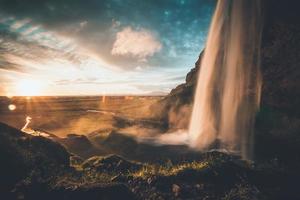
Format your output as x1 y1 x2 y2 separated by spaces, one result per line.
16 79 43 96
8 104 16 111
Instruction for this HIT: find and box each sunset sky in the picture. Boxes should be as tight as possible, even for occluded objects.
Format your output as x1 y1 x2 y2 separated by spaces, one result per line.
0 0 215 96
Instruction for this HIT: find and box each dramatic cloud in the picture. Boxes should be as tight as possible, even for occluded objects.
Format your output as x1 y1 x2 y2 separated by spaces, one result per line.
111 27 162 62
0 17 77 61
0 0 215 95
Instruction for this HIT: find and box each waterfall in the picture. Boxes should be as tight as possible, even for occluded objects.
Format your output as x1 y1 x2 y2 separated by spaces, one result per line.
188 0 262 159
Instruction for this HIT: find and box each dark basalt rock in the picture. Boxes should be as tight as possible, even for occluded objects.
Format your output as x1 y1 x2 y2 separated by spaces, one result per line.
0 122 137 200
0 122 70 195
57 133 107 159
101 131 139 156
15 182 136 200
51 183 136 200
150 52 201 129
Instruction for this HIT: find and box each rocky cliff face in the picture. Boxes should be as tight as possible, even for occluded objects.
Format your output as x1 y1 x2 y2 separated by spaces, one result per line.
260 25 300 116
151 53 202 130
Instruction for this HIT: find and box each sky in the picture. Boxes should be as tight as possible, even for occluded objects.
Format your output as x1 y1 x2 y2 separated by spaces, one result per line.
0 0 215 96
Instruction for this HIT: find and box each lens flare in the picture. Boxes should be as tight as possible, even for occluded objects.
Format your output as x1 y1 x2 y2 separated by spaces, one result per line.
8 104 16 111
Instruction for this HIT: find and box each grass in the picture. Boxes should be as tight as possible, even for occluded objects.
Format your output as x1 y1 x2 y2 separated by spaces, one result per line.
133 161 209 178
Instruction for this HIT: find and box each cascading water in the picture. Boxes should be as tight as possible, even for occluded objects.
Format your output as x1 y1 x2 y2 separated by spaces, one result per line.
188 0 263 159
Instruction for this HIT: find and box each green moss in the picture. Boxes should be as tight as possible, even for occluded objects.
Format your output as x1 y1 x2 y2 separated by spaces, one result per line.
132 161 209 178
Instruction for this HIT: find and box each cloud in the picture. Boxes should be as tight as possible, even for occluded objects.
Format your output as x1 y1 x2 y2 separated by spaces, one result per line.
10 18 31 30
0 0 215 95
0 58 26 73
111 27 162 62
0 17 112 73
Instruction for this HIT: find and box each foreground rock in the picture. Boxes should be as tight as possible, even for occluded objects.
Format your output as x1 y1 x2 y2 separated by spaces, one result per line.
1 121 299 199
125 151 300 200
0 122 136 200
15 182 136 200
0 122 69 193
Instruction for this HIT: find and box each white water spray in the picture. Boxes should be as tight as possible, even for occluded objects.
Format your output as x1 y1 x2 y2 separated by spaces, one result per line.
188 0 262 159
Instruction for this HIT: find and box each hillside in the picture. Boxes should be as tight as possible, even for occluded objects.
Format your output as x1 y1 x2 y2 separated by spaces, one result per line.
1 122 300 199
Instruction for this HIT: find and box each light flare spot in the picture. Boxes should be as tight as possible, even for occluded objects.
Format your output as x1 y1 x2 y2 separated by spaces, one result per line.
8 104 16 111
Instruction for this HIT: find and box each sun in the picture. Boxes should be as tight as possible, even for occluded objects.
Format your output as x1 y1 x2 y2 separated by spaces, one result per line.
16 79 43 96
